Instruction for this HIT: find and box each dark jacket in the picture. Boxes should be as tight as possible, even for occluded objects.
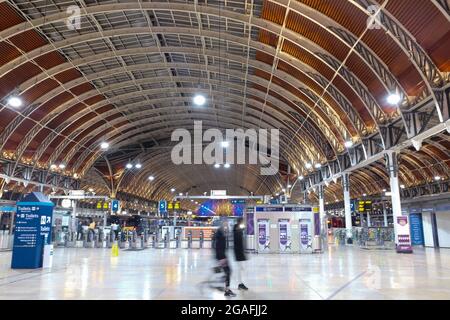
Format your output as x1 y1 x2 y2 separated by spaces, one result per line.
214 228 227 261
233 224 247 261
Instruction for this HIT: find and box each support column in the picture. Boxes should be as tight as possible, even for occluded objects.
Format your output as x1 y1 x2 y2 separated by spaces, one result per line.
318 185 326 234
342 173 353 243
303 191 308 204
382 201 388 227
386 151 412 253
71 200 77 233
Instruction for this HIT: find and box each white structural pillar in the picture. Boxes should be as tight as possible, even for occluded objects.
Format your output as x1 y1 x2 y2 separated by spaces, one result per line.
386 151 412 252
342 173 353 242
382 201 388 227
318 184 326 234
387 151 401 243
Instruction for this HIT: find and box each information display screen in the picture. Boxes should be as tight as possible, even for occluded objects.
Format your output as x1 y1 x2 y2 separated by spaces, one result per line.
196 199 244 217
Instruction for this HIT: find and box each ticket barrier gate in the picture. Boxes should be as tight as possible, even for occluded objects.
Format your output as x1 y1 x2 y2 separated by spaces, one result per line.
211 231 216 249
119 232 126 249
164 232 170 249
182 231 193 249
199 231 204 249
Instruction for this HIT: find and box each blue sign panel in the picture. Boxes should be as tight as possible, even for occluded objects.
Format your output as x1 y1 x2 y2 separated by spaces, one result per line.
11 192 54 269
159 200 167 213
255 206 283 212
409 213 424 246
285 207 312 212
111 200 119 212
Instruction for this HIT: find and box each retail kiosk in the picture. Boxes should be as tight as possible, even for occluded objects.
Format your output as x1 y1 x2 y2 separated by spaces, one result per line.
249 204 319 254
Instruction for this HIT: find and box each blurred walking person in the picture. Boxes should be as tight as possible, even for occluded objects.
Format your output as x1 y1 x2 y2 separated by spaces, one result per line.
233 218 249 290
214 218 236 297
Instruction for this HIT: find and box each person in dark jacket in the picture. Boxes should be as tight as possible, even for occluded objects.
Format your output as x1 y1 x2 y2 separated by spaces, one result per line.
214 218 236 297
233 218 248 290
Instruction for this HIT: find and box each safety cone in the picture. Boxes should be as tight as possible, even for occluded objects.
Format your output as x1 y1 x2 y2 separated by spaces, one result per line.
111 242 119 257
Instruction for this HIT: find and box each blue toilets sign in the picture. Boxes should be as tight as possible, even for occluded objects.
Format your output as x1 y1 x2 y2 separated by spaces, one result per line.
11 192 54 269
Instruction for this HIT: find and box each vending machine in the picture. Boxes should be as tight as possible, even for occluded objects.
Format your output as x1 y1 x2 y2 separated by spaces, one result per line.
278 219 292 252
257 219 270 252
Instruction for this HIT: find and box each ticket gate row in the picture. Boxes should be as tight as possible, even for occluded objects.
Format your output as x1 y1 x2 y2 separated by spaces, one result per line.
150 230 214 249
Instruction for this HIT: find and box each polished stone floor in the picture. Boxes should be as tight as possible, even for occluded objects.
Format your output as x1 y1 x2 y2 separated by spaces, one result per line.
0 245 449 300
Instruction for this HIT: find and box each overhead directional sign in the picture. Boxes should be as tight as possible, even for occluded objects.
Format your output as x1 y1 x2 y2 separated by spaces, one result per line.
111 200 119 213
159 200 167 213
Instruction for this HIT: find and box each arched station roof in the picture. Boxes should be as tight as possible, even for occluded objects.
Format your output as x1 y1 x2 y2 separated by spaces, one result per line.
0 0 449 204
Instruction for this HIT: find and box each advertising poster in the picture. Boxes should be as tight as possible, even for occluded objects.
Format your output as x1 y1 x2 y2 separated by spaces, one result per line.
396 216 413 253
246 212 254 235
278 219 291 252
409 213 424 246
299 219 312 252
257 219 270 252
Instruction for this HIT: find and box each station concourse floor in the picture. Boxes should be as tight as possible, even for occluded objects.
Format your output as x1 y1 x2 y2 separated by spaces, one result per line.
1 245 450 300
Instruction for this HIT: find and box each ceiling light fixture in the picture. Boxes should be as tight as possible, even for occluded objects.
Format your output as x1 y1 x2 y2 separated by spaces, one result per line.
314 163 322 169
148 176 155 181
193 94 206 106
7 96 22 108
305 163 312 169
434 176 441 181
221 141 229 148
100 142 109 150
298 175 304 180
171 188 175 192
224 163 230 168
58 164 66 169
126 163 133 169
214 163 221 168
135 163 142 169
344 140 353 148
387 93 401 105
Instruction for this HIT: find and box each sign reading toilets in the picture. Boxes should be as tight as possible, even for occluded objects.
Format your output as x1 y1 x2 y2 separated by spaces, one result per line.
257 219 270 252
278 219 291 252
11 192 54 269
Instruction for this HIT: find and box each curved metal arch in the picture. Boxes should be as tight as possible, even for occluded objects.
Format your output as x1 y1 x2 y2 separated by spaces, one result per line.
400 152 435 182
0 33 363 148
8 56 362 175
66 105 318 165
12 59 362 162
397 162 422 186
24 72 350 144
122 150 281 199
10 48 372 141
0 1 401 118
6 61 347 163
73 113 319 175
41 85 339 169
403 148 449 179
117 151 280 200
0 27 385 130
431 0 450 22
348 0 445 122
30 94 323 175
